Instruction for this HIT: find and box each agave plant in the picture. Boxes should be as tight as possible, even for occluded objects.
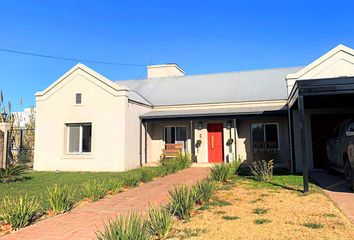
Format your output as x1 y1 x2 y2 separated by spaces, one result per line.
96 213 150 240
0 164 27 183
147 205 175 239
47 184 75 214
0 195 40 230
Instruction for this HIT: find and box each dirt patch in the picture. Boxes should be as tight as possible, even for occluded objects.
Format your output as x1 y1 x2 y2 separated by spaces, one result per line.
174 181 354 240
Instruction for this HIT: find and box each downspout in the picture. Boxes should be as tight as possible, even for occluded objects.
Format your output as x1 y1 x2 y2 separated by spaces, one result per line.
139 119 142 167
144 122 148 164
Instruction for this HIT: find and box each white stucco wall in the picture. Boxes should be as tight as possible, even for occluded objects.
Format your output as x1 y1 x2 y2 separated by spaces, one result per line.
34 66 130 172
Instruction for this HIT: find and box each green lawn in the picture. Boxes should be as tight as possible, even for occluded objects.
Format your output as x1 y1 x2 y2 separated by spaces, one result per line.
0 168 155 211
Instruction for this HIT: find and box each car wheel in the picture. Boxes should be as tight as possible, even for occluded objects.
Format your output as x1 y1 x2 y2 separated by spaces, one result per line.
344 160 354 191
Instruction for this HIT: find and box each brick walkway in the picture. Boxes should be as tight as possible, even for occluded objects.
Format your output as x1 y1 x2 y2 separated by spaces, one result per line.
1 167 210 240
310 171 354 223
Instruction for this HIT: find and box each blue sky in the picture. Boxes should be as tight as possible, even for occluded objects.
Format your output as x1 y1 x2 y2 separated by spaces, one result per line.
1 0 354 111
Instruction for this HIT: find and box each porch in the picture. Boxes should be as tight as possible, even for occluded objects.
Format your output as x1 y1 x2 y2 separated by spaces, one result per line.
139 105 291 168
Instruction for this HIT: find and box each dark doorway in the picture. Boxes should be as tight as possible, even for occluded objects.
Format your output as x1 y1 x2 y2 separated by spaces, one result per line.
311 114 354 169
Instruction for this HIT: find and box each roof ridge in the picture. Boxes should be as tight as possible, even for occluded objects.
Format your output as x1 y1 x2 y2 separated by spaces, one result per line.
115 65 304 82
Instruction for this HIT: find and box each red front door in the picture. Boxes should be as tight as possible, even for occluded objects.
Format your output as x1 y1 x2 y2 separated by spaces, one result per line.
207 123 224 163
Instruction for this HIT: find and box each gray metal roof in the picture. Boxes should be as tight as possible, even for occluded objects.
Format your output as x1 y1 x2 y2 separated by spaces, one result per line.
141 105 288 119
116 66 303 106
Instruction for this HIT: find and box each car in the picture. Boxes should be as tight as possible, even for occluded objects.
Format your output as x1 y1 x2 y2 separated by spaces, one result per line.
326 119 354 190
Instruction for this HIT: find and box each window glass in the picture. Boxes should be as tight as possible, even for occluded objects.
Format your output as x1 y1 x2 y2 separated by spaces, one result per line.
347 122 354 133
176 127 187 141
68 125 80 153
265 124 278 148
82 125 92 152
164 127 175 143
251 124 264 149
251 123 278 150
76 93 82 104
67 123 92 154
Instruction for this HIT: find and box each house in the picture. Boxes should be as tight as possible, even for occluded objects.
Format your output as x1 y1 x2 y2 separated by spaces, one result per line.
33 44 354 173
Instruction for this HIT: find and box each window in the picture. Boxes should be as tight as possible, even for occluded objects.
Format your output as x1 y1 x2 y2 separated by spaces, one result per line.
251 123 279 150
164 126 187 150
75 93 82 104
67 124 92 154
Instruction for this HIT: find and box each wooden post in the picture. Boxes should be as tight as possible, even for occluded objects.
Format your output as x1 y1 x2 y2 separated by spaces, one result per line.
298 95 309 192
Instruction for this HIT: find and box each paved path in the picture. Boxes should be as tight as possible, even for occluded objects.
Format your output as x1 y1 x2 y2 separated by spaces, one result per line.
310 171 354 223
1 168 210 240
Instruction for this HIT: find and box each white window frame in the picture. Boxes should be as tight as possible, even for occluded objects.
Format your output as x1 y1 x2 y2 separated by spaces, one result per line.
67 123 92 154
250 123 280 150
163 125 188 151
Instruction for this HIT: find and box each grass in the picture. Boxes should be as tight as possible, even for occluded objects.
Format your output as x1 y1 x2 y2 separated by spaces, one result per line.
208 198 231 207
239 174 320 193
254 218 272 224
222 215 240 220
303 222 324 229
323 213 337 218
0 167 158 211
214 210 226 215
252 208 269 215
174 227 208 239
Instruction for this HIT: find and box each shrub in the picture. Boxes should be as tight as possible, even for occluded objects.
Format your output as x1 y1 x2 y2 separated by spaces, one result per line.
174 152 192 169
96 213 150 240
249 160 274 182
141 168 154 183
0 195 40 230
147 205 174 239
231 156 243 174
210 163 233 182
47 185 74 214
159 153 192 175
83 180 107 202
124 174 141 188
168 185 196 221
194 179 216 204
0 164 27 183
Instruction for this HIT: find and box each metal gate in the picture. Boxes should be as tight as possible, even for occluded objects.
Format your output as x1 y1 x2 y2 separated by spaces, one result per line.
6 128 35 167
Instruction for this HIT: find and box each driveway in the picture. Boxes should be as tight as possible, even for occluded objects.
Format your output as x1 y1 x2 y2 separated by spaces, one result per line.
1 167 210 240
310 171 354 223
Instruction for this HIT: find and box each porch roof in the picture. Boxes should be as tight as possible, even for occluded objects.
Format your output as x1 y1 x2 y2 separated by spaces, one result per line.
140 105 287 120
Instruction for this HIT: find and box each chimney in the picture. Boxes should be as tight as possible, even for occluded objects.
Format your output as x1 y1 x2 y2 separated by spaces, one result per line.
147 63 185 79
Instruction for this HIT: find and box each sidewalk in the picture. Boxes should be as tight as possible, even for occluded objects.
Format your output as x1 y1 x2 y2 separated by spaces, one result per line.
1 167 210 240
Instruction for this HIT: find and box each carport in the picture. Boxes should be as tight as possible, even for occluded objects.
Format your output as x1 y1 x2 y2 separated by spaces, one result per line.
288 77 354 192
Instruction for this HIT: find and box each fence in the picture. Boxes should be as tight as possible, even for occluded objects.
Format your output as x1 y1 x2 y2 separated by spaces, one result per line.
6 128 35 167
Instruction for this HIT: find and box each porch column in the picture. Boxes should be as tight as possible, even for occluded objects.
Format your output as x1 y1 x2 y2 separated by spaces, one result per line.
0 123 11 168
190 120 196 162
287 108 294 172
298 95 309 192
233 119 238 161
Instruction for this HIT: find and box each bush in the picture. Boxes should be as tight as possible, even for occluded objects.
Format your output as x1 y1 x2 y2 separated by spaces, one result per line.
231 156 243 174
83 180 107 202
47 185 74 214
210 163 234 182
124 174 142 188
159 152 192 175
96 213 150 240
147 205 174 239
249 160 274 182
0 164 27 183
141 168 154 183
194 179 216 204
0 195 40 230
174 152 192 169
168 185 196 221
